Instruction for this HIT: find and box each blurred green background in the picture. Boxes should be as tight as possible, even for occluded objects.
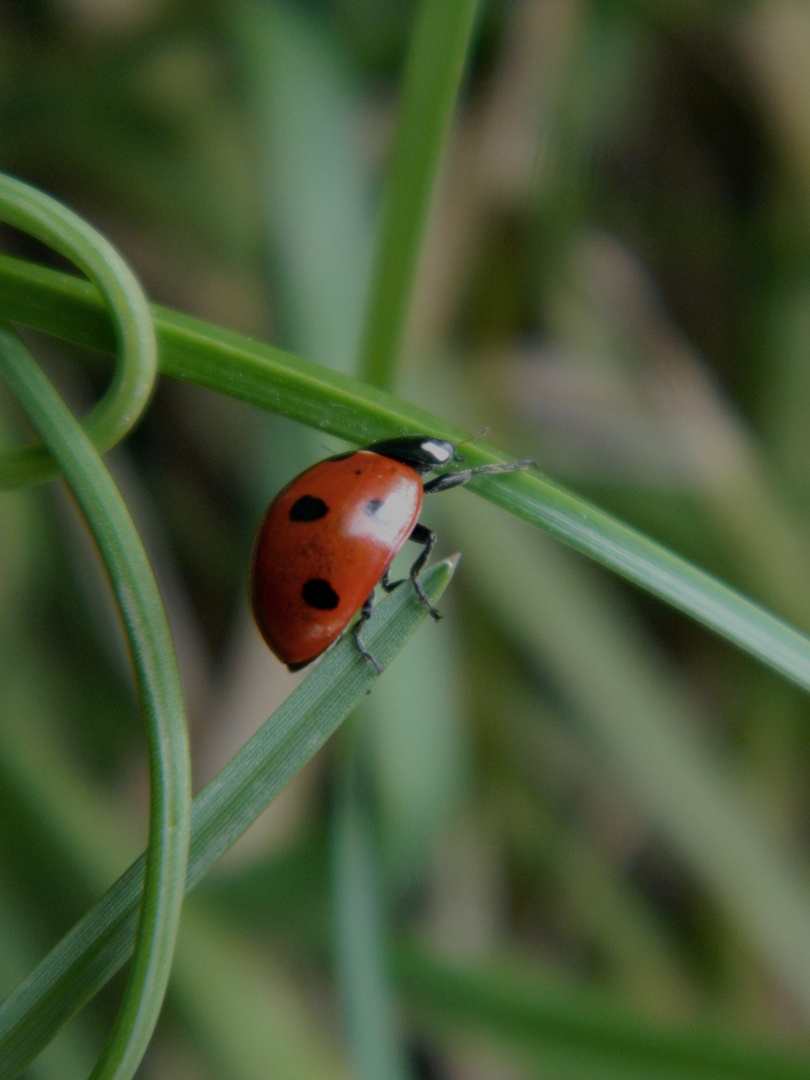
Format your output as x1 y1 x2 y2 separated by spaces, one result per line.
4 0 810 1077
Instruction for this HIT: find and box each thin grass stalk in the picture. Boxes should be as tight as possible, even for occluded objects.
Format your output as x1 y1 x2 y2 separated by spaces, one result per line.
0 325 191 1080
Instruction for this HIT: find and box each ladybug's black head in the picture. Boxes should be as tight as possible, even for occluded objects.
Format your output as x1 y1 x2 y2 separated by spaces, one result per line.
367 436 456 476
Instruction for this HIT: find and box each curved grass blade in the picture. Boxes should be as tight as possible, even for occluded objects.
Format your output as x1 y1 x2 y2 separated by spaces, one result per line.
0 558 457 1080
0 174 156 488
0 325 191 1080
3 256 810 697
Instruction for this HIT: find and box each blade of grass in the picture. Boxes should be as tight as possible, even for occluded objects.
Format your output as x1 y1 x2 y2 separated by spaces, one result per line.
0 324 191 1080
232 0 372 374
0 651 351 1080
359 0 481 388
3 256 810 699
395 945 810 1080
0 557 457 1080
333 723 412 1080
0 885 98 1080
0 173 156 488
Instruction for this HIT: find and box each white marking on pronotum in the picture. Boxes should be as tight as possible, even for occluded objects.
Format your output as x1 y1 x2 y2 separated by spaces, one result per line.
421 440 454 464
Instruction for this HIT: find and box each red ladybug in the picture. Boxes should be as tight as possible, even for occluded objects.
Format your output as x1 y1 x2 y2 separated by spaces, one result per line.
250 435 532 673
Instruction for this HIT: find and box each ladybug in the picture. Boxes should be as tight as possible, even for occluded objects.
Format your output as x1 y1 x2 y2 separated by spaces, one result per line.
250 435 532 673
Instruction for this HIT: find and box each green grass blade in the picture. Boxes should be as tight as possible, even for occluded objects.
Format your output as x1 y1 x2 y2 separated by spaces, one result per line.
396 946 810 1080
333 730 412 1080
476 466 810 696
3 255 810 697
0 173 156 488
0 558 457 1079
231 0 373 374
0 325 191 1080
359 0 481 387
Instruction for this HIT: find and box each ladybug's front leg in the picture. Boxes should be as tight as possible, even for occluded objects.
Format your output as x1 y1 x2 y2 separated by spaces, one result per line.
353 592 384 674
422 458 534 495
407 523 441 621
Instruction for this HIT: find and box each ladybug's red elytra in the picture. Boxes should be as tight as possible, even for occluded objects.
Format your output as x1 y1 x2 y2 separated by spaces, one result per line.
250 435 532 673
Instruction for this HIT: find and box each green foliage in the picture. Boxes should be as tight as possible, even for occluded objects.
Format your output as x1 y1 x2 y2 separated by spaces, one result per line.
3 2 810 1080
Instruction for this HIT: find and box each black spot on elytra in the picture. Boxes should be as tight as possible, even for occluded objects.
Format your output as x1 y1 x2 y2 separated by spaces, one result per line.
364 497 384 517
290 495 328 521
302 578 339 610
354 469 362 476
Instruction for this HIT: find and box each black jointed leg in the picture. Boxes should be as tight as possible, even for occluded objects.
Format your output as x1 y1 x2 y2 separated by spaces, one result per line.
353 592 383 674
407 522 441 621
380 567 400 593
422 458 534 495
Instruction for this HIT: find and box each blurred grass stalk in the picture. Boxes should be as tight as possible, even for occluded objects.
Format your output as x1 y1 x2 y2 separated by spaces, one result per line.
0 672 349 1080
2 618 809 1080
565 234 810 636
451 493 810 1015
328 0 484 1076
0 558 457 1078
358 0 481 389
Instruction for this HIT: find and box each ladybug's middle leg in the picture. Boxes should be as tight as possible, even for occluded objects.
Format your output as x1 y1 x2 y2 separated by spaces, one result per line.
379 525 443 619
353 592 384 674
407 523 441 621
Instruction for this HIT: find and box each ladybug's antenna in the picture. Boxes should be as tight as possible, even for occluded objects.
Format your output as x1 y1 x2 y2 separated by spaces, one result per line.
455 426 489 450
452 427 489 464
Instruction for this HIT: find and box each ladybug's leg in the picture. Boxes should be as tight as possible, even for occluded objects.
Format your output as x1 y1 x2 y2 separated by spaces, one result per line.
423 458 533 495
409 461 531 620
380 567 400 593
407 523 441 621
353 592 384 674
